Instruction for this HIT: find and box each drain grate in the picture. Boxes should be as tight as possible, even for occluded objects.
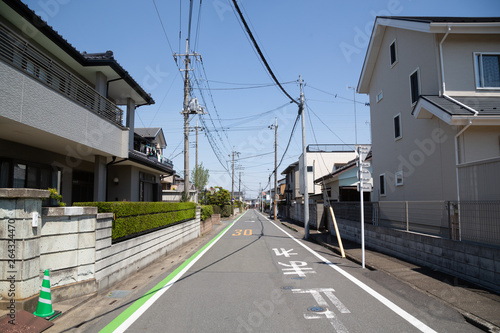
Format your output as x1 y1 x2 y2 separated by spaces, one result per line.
281 286 294 290
308 306 325 312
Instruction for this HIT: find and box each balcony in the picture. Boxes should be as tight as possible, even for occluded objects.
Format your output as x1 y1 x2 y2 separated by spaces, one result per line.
0 23 124 126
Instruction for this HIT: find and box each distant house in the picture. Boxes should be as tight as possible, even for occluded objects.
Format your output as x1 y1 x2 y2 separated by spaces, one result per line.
314 153 372 202
280 144 358 221
0 0 174 203
357 16 500 202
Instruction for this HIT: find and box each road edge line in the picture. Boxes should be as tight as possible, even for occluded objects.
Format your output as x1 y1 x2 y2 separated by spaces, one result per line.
100 211 247 333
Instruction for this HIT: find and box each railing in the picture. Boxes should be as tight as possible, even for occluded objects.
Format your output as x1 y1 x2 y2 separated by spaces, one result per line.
0 24 124 126
331 200 500 247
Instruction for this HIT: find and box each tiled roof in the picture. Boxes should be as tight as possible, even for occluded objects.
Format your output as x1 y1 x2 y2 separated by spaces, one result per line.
419 96 500 116
3 0 154 105
378 16 500 24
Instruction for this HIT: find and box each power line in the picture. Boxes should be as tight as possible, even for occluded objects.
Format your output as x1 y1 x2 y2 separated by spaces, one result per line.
230 0 299 105
306 84 369 106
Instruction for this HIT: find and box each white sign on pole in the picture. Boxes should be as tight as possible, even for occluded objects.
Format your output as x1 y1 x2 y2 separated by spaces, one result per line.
356 145 371 162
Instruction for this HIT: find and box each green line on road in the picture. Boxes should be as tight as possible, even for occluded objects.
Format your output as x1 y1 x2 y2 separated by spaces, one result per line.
100 213 246 333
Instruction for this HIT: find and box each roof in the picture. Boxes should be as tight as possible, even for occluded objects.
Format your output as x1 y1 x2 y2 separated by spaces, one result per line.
414 96 500 125
314 151 372 184
135 128 166 148
128 150 174 175
2 0 154 106
358 16 500 94
281 161 299 175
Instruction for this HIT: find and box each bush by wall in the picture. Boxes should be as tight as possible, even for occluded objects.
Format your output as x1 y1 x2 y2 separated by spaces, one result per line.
201 205 213 221
221 204 232 217
212 205 221 215
74 202 197 241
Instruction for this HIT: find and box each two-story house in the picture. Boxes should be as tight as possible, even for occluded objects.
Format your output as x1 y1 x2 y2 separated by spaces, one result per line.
281 144 358 222
358 17 500 203
0 0 174 204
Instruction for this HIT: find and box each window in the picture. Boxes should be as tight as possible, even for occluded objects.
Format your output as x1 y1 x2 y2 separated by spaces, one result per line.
307 166 313 172
390 40 397 66
393 114 402 140
379 174 386 196
395 171 404 186
475 53 500 88
410 69 420 105
376 91 383 103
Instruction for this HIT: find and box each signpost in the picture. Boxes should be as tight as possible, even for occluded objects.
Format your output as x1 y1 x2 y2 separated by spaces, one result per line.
356 145 371 268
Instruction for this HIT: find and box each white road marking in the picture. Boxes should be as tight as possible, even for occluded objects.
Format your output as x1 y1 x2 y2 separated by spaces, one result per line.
279 261 316 277
262 213 438 333
272 248 297 257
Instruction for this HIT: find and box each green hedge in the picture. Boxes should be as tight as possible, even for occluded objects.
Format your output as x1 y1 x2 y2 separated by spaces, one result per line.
221 204 232 218
74 202 197 240
212 205 221 215
200 205 213 221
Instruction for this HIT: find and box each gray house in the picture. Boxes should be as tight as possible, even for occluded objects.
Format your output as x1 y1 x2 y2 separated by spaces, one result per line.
358 17 500 202
0 0 174 204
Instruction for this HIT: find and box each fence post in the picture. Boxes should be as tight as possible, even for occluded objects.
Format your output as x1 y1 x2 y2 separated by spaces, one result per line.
405 201 409 232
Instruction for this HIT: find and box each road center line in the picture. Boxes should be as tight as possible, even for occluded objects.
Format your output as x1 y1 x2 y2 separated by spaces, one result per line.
263 213 437 333
100 211 247 333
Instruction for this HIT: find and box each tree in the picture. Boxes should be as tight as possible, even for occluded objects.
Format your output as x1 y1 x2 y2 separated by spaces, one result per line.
192 163 209 191
192 163 209 203
206 186 230 206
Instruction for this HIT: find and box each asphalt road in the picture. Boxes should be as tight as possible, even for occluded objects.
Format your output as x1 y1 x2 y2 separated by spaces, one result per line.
90 209 481 333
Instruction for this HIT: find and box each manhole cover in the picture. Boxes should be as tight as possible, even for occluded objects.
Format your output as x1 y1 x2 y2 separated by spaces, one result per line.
308 306 325 312
107 290 132 298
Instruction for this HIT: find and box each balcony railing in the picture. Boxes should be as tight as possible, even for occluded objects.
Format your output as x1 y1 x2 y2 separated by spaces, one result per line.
0 23 124 126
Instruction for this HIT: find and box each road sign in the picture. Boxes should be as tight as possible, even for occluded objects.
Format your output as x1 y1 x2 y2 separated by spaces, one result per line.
357 161 371 168
357 169 372 181
357 183 372 192
356 145 371 162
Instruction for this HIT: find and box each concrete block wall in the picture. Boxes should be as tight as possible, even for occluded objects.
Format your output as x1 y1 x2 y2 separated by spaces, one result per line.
40 207 98 301
333 218 500 292
95 208 201 292
0 189 49 301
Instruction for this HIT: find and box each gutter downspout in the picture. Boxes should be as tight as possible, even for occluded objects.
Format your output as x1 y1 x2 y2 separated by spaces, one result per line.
439 26 479 116
454 119 473 241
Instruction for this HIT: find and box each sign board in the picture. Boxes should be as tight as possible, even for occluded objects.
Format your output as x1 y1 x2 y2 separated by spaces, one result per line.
356 145 371 162
357 161 371 168
357 169 372 182
357 183 372 192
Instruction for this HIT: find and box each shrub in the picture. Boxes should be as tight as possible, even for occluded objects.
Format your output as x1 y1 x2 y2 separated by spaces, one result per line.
212 205 221 215
201 205 213 221
74 202 196 240
221 204 232 217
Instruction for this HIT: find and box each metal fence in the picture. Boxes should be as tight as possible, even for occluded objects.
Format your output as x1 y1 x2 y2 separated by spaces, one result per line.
331 200 500 247
0 23 124 126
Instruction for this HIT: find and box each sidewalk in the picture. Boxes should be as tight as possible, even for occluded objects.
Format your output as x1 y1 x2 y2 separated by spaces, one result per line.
278 217 500 333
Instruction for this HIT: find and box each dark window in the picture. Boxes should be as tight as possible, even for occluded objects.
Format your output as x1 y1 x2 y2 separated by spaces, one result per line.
410 70 419 104
394 114 401 139
390 41 397 66
476 54 500 88
0 161 10 187
13 163 26 188
380 174 386 196
307 166 313 172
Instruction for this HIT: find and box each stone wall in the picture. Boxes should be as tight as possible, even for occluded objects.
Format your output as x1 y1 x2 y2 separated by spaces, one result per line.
334 218 500 292
0 189 203 311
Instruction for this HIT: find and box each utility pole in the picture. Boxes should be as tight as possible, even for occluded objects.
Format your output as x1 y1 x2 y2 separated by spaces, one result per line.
269 118 278 220
230 147 240 215
299 75 309 239
173 39 201 198
347 86 358 145
192 119 203 168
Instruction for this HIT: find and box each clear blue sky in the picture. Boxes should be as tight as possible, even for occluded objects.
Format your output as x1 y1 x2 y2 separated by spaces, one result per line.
23 0 500 198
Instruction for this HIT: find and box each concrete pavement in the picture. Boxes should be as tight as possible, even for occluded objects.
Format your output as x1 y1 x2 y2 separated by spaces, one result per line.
277 217 500 333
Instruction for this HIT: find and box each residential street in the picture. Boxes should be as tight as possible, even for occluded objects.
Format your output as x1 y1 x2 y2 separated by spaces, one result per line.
62 209 481 333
